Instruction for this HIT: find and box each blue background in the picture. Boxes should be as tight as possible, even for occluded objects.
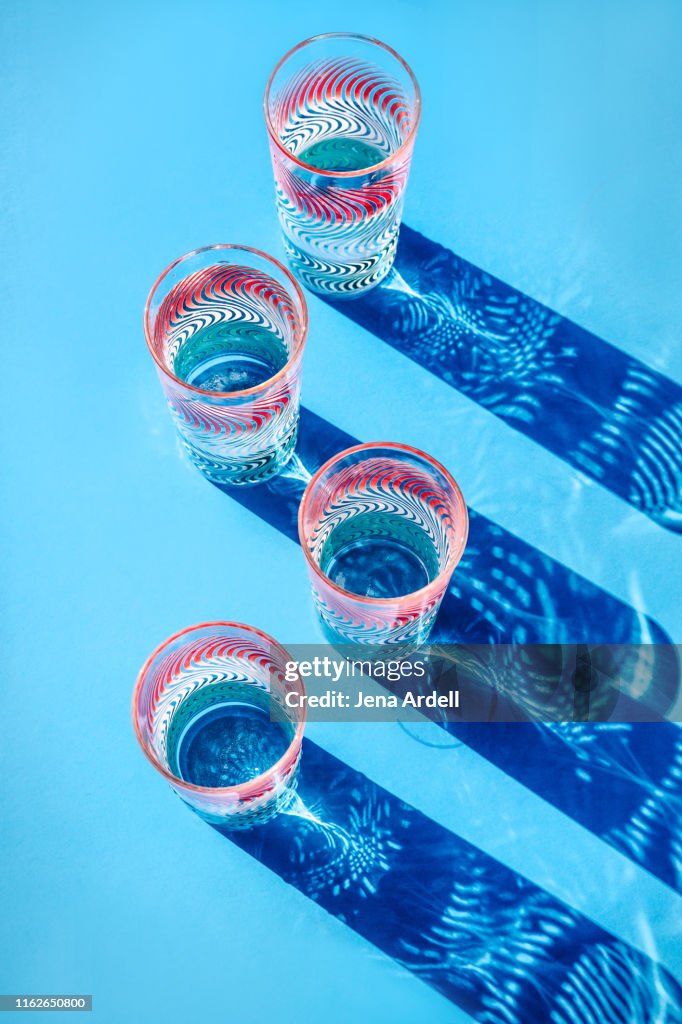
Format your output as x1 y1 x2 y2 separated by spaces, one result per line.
1 1 680 1022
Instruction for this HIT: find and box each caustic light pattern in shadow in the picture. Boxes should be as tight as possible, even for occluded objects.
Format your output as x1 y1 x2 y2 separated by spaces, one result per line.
221 741 682 1023
327 226 682 530
230 408 670 647
222 408 682 892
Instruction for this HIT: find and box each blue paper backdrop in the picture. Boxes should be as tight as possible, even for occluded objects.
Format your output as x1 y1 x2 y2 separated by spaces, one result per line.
1 1 680 1022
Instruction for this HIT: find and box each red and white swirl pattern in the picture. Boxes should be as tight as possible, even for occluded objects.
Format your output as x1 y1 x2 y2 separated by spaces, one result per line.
152 264 304 484
268 57 416 295
136 627 303 826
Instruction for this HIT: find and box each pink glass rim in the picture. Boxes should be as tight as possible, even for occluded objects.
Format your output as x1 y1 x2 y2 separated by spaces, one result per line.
143 244 309 400
131 620 306 797
298 441 470 607
263 32 422 179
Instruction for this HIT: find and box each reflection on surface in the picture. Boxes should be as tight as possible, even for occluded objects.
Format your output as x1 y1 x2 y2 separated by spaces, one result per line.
326 225 682 531
219 741 682 1022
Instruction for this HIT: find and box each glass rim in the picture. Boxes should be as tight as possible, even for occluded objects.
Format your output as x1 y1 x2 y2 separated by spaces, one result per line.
263 32 422 179
131 620 306 797
143 244 309 400
298 441 470 607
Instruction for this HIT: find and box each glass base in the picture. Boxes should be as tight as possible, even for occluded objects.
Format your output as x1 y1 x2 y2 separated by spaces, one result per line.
282 236 398 298
179 772 301 830
314 603 439 649
182 419 298 486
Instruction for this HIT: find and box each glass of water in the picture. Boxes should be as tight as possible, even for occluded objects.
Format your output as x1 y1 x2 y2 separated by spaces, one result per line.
144 245 308 485
298 443 468 645
264 33 421 297
131 622 306 828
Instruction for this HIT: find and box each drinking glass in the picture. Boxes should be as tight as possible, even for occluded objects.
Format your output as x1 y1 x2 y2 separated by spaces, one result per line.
131 622 305 828
298 443 468 645
264 33 421 297
144 245 308 485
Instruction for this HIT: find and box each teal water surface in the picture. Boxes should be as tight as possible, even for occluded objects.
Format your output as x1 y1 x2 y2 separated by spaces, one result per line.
166 681 294 788
320 511 441 599
173 321 288 392
299 137 388 173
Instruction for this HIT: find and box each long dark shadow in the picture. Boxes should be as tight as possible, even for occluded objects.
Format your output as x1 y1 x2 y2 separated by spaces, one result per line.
448 719 682 892
218 740 682 1023
218 408 682 892
325 225 682 531
229 408 670 646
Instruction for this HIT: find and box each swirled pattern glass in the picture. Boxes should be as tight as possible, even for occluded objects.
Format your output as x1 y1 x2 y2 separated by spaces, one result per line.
265 34 421 297
132 623 305 828
145 245 308 485
299 444 468 645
